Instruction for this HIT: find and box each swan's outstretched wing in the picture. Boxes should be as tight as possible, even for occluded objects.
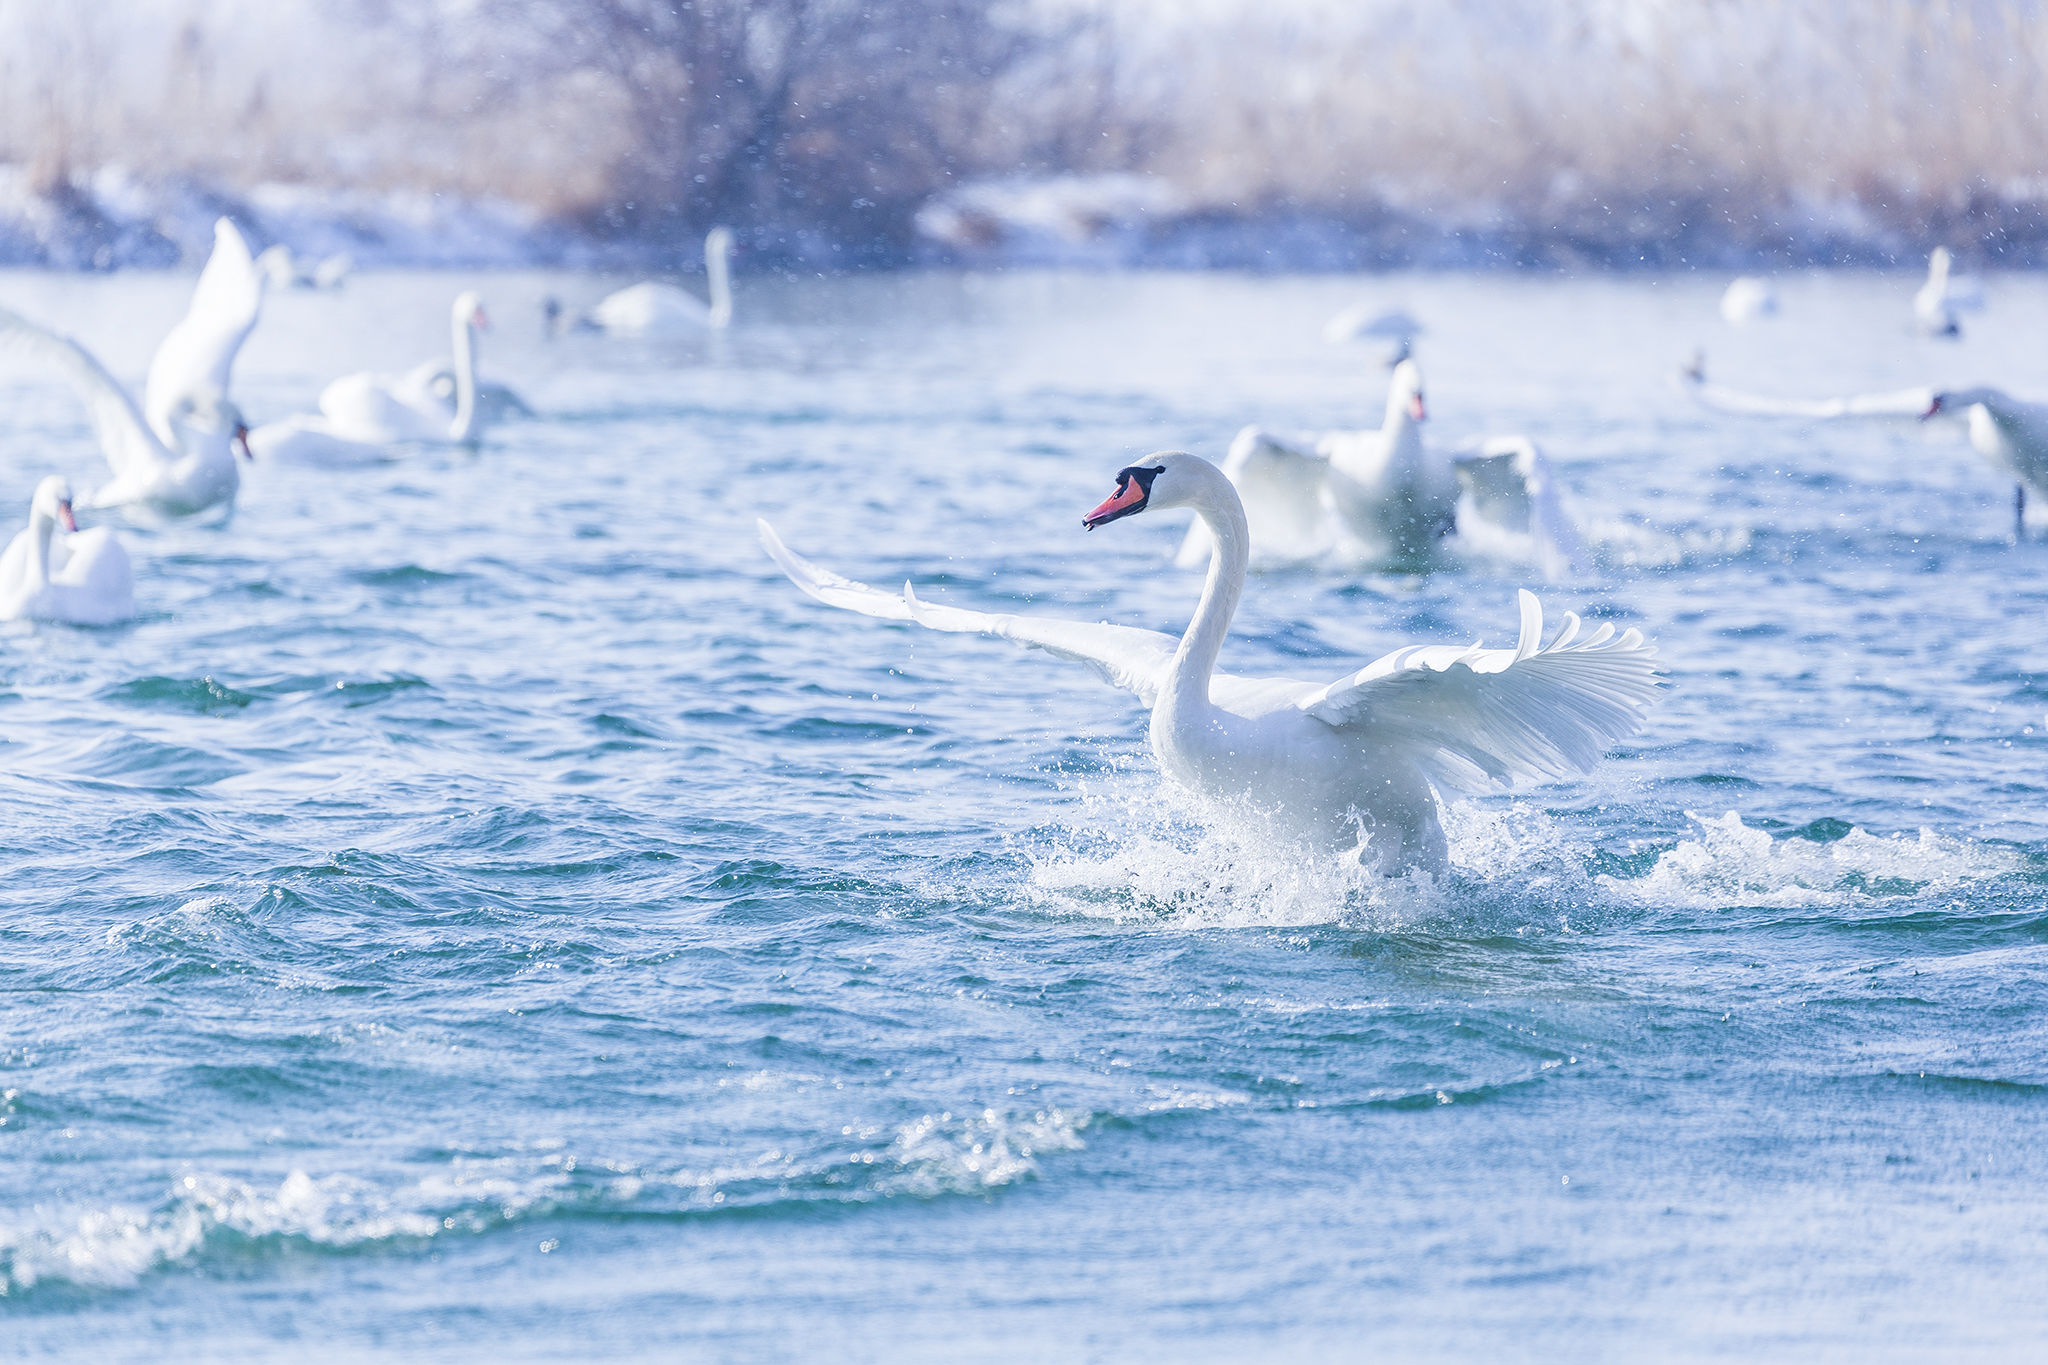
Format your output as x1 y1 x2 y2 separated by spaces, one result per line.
1176 425 1332 568
760 519 1178 704
144 218 264 443
0 305 164 479
1452 436 1586 582
1297 590 1661 792
1681 362 1931 420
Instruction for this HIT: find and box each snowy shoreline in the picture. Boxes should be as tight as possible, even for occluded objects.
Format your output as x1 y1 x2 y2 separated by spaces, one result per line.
7 168 2047 275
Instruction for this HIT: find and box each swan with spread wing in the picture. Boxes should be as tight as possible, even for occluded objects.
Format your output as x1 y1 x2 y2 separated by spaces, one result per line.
0 218 259 518
761 452 1662 876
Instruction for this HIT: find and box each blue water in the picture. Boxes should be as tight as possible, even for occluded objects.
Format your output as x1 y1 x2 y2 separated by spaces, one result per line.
3 268 2046 1359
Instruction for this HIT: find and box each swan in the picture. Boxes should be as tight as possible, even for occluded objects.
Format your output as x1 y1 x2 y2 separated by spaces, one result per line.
1914 247 1981 337
1450 437 1588 582
1924 386 2048 539
582 227 735 336
1679 357 2043 539
1719 276 1778 324
760 454 1661 876
256 244 351 290
0 307 252 519
247 292 489 461
1321 305 1421 363
0 476 134 624
1176 359 1456 570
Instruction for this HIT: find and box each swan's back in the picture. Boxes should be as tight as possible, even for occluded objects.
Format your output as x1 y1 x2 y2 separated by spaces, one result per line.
591 282 711 336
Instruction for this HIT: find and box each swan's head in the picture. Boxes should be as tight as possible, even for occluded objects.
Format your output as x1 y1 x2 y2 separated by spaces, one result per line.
31 475 76 532
707 226 735 259
1389 358 1426 422
1930 246 1953 276
1925 387 2000 421
1083 451 1222 530
454 291 489 333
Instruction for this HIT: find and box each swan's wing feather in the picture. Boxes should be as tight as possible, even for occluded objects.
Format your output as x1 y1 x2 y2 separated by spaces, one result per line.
1683 368 1933 420
144 218 264 441
760 519 1177 704
0 305 163 478
1298 590 1662 791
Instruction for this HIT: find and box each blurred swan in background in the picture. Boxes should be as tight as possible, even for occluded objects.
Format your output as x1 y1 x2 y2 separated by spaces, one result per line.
1914 247 1982 338
0 218 260 517
250 291 489 462
1178 359 1455 569
1321 305 1421 364
256 244 352 290
579 227 735 336
761 452 1661 876
0 476 134 624
1719 276 1777 324
1680 354 2043 539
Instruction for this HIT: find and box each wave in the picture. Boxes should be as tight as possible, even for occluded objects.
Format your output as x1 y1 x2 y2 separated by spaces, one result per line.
0 1105 1090 1299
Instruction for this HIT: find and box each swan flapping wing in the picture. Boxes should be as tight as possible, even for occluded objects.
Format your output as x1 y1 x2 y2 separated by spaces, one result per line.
1177 425 1332 568
0 305 165 479
1682 364 1932 421
759 519 1179 704
144 218 264 444
1296 589 1662 791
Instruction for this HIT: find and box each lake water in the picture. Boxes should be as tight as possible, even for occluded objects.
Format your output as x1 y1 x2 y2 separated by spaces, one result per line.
3 266 2045 1359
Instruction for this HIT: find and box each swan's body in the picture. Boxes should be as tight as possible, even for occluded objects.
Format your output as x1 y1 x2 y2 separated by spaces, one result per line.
762 453 1661 876
586 228 734 336
1679 359 2046 539
249 292 488 459
1177 360 1456 570
1914 247 1980 338
1451 437 1587 582
1719 276 1778 324
0 477 134 624
0 220 260 518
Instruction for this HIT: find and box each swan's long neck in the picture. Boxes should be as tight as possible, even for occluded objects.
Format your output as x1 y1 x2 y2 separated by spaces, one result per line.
1165 485 1249 713
26 509 54 591
706 232 733 328
449 313 479 441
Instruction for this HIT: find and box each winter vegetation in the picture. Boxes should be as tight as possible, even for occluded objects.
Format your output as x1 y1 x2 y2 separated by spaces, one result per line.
1 0 2045 269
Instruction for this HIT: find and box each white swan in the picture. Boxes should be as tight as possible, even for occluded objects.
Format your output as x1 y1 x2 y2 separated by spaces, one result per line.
1451 437 1588 582
1177 359 1456 570
584 228 735 336
256 244 351 290
1679 357 2044 539
248 292 489 463
0 476 134 624
1914 247 1981 337
760 453 1662 877
1719 276 1778 324
1322 305 1421 363
1925 386 2048 538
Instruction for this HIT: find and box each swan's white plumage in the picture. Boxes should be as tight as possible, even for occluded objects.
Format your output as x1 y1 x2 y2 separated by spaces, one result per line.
144 218 264 447
1450 436 1587 582
588 228 735 336
759 452 1661 873
1719 276 1777 324
0 476 134 624
0 306 245 517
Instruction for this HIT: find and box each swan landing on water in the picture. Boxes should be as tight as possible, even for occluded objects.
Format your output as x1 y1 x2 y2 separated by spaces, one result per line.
761 452 1663 877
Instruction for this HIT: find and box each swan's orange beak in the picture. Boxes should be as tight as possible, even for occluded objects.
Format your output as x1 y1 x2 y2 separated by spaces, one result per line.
234 422 254 460
58 499 77 533
1921 396 1944 421
1409 392 1427 422
473 305 492 331
1084 477 1147 530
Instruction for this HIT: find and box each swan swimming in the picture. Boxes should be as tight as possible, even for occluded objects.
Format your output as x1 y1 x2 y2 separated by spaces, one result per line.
578 227 735 337
0 476 134 625
1719 276 1778 324
1914 247 1982 338
761 452 1662 877
1176 359 1457 570
0 218 260 519
248 291 490 464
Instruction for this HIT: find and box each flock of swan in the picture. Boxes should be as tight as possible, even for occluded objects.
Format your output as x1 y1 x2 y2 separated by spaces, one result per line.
0 228 2006 877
